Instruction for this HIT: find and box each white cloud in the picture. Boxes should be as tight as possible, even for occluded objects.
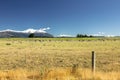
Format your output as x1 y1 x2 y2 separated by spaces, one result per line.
22 28 37 33
92 32 105 36
98 32 105 35
58 34 73 37
105 35 115 37
1 29 15 32
92 32 115 37
0 27 50 33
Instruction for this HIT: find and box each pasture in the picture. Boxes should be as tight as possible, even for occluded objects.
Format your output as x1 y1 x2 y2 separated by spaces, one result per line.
0 38 120 80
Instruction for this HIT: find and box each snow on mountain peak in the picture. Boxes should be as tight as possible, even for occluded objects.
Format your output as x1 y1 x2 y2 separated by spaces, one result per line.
0 27 50 33
23 28 38 33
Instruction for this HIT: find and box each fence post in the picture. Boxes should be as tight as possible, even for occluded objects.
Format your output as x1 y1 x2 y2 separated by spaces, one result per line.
92 51 95 73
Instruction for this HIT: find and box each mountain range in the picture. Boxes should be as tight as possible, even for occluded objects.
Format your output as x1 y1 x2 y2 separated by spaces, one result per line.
0 30 53 38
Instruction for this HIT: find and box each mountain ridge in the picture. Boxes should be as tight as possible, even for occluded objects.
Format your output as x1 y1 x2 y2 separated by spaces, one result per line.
0 31 53 38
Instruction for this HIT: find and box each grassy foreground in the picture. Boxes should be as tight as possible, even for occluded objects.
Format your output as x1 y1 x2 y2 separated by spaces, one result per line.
0 68 119 80
0 38 120 80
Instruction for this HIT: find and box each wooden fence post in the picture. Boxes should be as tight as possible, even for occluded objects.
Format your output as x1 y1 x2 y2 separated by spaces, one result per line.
92 51 95 73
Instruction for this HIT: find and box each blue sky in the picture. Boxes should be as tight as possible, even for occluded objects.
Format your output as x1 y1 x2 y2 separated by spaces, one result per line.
0 0 120 36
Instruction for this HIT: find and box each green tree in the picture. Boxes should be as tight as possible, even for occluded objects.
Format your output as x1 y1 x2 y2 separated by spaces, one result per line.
89 35 93 37
76 34 93 38
84 34 88 37
76 34 80 38
28 33 34 38
79 34 83 37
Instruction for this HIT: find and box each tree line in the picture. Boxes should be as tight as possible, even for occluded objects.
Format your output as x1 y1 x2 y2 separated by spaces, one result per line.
76 34 93 38
28 33 94 38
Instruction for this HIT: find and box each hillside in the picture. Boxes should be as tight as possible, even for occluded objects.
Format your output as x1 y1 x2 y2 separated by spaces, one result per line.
0 31 53 38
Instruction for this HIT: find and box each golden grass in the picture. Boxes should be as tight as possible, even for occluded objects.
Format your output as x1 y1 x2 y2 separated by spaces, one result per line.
0 38 120 80
0 68 119 80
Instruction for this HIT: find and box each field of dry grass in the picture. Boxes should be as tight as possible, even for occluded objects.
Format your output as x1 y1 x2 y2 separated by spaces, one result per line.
0 38 120 80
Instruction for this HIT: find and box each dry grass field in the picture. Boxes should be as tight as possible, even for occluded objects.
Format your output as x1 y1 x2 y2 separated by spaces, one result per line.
0 38 120 80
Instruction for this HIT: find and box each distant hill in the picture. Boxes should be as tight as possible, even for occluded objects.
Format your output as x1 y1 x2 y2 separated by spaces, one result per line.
0 31 53 38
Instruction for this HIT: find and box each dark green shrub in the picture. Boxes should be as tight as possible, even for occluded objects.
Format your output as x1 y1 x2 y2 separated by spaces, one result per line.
28 33 34 38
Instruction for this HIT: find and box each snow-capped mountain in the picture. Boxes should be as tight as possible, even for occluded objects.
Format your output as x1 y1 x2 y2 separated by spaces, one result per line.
0 28 53 38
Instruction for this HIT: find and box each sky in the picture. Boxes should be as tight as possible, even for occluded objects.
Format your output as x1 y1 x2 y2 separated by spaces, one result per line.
0 0 120 36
